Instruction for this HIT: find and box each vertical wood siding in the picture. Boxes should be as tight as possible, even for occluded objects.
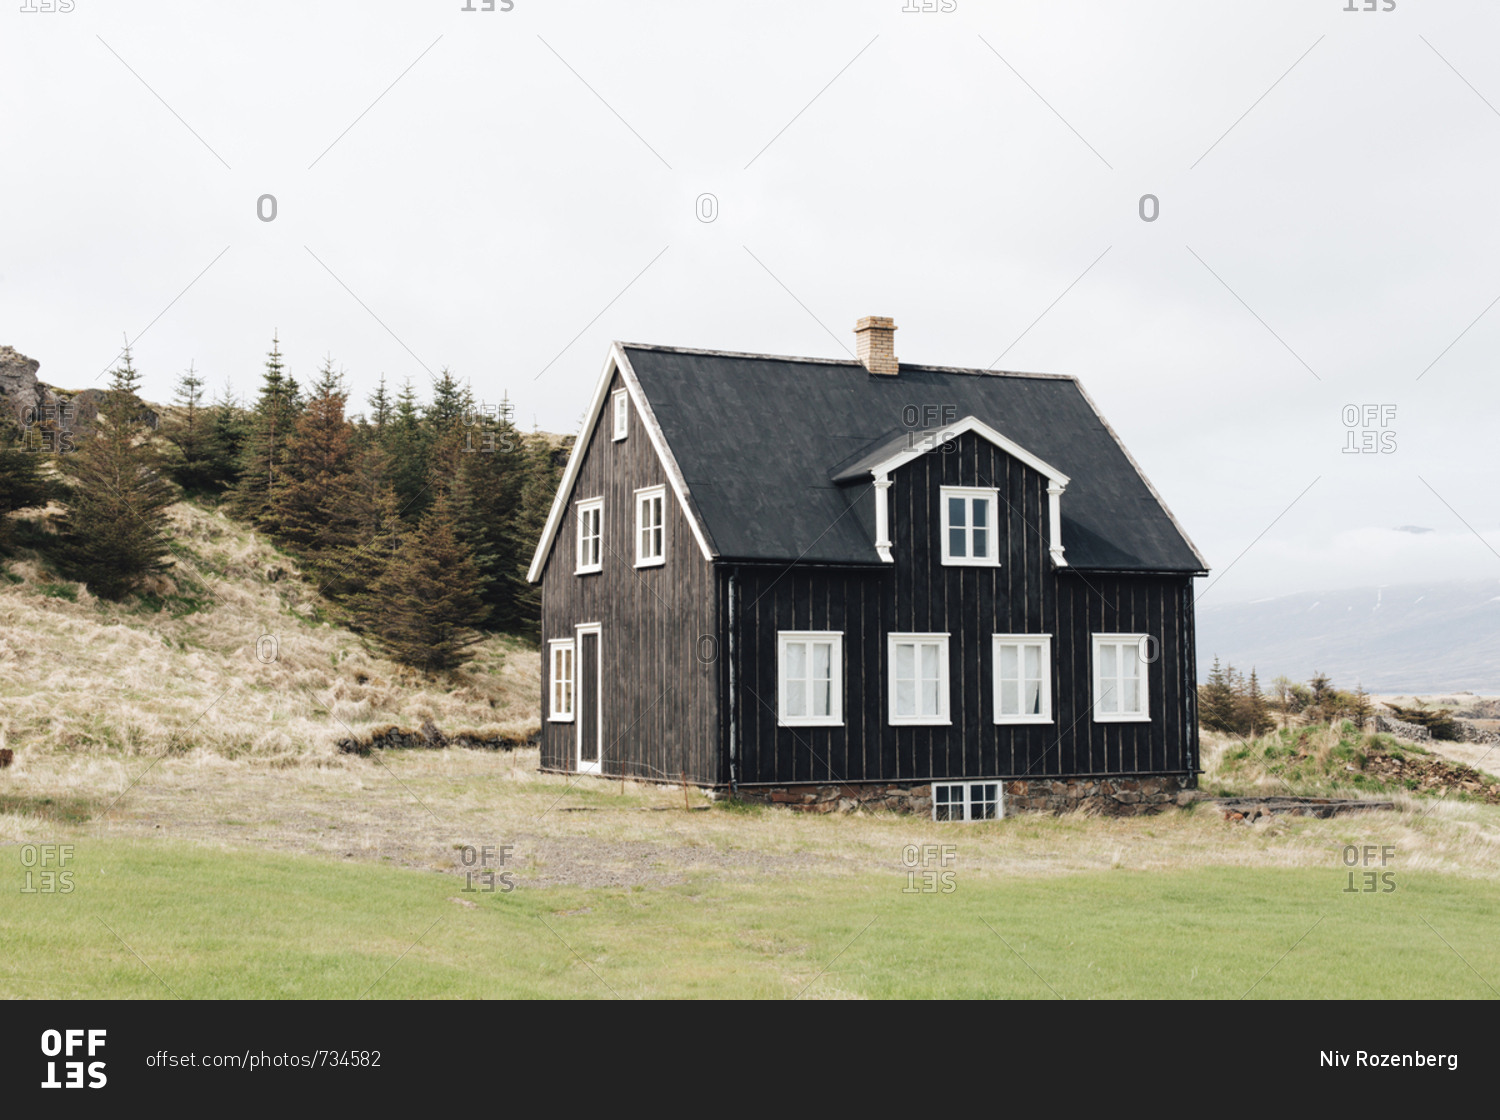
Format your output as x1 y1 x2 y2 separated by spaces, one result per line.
537 368 721 784
724 430 1199 786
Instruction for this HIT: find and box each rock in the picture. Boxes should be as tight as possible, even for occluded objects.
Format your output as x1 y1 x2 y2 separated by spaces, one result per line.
0 748 11 768
0 346 41 422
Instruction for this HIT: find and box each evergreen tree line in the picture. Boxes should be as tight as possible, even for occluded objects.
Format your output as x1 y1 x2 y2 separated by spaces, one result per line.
1199 658 1374 738
0 337 565 673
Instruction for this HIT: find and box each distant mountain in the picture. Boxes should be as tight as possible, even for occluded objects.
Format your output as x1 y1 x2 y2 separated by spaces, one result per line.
1195 579 1500 692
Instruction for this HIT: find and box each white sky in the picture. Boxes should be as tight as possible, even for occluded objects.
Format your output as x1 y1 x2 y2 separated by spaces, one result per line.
4 0 1498 602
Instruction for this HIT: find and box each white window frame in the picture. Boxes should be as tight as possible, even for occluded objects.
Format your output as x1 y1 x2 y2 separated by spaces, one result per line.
888 633 951 726
933 781 1003 822
777 631 843 727
940 486 1000 567
611 388 628 441
1092 633 1151 723
575 498 603 575
992 634 1053 724
634 485 666 568
548 639 575 722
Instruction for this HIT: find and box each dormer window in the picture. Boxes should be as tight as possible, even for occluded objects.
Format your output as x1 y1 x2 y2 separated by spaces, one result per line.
612 388 628 441
940 486 999 566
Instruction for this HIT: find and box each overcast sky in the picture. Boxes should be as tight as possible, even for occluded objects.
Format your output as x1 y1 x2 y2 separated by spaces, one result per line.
4 0 1498 603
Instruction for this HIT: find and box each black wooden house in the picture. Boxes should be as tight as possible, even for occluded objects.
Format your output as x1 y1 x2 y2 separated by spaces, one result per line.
526 317 1209 818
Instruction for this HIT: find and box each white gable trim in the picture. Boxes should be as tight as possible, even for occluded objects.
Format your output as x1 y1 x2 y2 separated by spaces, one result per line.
861 415 1071 568
526 343 717 583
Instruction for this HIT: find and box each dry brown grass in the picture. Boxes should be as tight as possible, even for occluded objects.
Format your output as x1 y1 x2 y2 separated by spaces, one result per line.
6 514 1500 894
0 500 539 771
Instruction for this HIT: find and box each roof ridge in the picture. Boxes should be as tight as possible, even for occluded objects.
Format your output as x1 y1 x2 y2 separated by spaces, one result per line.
616 341 1076 380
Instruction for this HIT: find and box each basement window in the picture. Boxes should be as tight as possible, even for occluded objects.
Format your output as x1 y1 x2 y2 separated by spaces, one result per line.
612 389 628 441
549 640 575 722
635 486 665 567
576 498 603 574
778 632 843 726
940 486 999 566
933 782 1003 822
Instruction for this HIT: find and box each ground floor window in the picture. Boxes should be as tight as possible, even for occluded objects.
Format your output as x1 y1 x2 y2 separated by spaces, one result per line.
889 633 950 725
933 781 1003 822
549 640 575 721
777 631 843 726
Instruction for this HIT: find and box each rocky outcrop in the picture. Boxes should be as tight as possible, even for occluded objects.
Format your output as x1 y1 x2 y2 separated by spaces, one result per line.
0 345 138 444
0 346 43 424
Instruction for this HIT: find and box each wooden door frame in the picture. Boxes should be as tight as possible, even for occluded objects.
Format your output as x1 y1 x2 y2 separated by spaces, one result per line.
575 622 602 774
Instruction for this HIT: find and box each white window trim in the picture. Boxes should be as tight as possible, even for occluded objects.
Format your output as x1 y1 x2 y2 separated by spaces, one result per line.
575 622 602 774
611 388 628 441
940 486 1001 567
575 498 603 575
634 485 666 568
1092 632 1151 723
992 633 1053 724
777 631 844 727
548 639 575 722
932 781 1004 822
888 632 951 726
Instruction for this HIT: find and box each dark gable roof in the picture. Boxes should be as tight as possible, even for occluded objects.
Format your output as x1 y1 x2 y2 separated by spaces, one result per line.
620 344 1207 573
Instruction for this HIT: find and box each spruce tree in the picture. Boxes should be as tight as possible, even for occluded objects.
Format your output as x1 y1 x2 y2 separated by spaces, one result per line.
455 410 527 629
107 338 143 401
164 361 216 493
383 378 431 520
1199 656 1236 734
504 439 561 642
272 357 364 574
231 334 300 528
356 491 490 673
56 388 175 599
0 418 49 552
1242 669 1271 738
205 379 248 493
366 374 392 433
425 367 471 428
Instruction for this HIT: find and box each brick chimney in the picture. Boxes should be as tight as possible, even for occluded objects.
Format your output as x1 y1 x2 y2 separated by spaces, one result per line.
855 316 898 376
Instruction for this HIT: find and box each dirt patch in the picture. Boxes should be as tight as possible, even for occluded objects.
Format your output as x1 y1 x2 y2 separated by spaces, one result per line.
1210 796 1395 821
335 718 536 755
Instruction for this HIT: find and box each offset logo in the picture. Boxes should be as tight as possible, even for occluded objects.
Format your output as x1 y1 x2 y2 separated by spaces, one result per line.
40 1029 106 1089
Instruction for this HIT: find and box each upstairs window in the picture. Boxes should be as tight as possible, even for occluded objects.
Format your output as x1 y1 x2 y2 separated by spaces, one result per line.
778 632 843 726
941 486 999 566
1093 633 1150 722
549 640 575 721
612 389 629 441
576 498 603 574
993 635 1052 723
635 486 665 567
889 633 950 725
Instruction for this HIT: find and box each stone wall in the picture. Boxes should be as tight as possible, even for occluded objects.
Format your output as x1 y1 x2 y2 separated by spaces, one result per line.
1374 713 1432 742
734 774 1197 817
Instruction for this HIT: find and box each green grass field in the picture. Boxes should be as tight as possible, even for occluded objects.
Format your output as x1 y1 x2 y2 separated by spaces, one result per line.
6 839 1497 999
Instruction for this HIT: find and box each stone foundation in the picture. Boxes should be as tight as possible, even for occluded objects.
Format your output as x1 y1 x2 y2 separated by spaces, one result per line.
734 774 1197 817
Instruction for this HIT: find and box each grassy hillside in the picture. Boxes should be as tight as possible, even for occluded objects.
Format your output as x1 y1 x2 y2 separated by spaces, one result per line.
0 498 540 776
